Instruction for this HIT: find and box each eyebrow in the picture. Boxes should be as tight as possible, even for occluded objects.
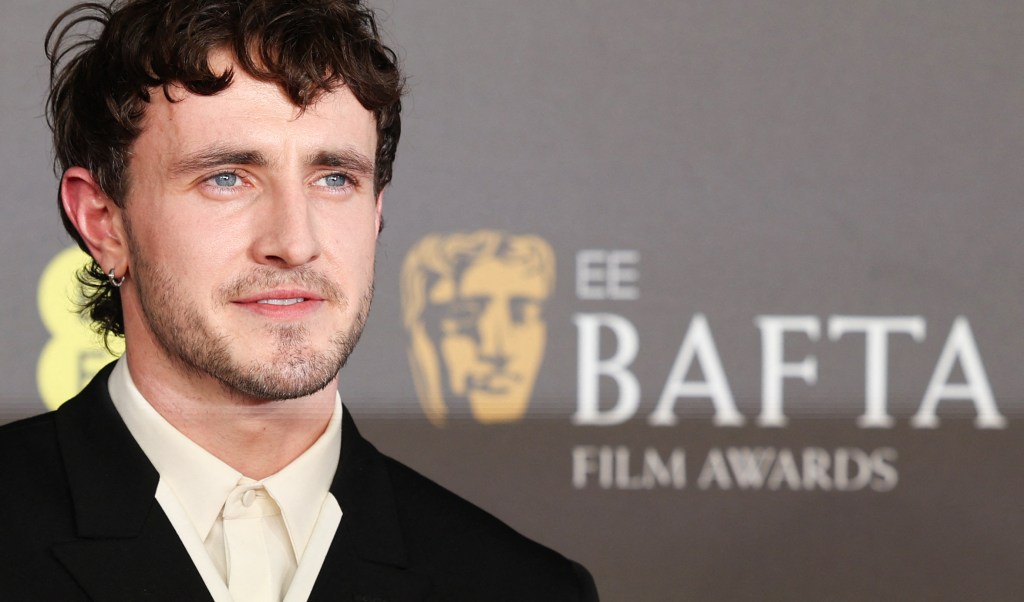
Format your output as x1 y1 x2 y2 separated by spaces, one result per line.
168 145 376 179
307 149 376 178
169 146 268 176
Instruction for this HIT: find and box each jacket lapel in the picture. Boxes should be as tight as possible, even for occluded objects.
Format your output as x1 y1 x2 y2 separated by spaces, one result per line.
307 409 432 601
51 365 425 601
51 364 213 602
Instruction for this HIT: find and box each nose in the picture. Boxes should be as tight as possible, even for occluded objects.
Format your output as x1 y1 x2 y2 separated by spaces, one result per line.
477 301 510 366
251 184 321 267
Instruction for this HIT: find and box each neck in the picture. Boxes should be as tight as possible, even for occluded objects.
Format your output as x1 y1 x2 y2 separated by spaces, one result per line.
123 350 337 480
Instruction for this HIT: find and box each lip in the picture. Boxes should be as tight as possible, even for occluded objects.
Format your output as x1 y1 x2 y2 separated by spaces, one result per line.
467 372 522 394
232 289 325 304
232 289 326 319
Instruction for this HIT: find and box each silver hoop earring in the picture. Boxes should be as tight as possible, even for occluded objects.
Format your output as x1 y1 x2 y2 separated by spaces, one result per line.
107 267 126 288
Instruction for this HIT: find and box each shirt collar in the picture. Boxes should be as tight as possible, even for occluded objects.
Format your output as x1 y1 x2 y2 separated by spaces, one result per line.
107 358 342 561
262 400 341 560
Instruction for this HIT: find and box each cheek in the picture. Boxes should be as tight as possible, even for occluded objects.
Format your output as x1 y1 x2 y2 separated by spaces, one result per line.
126 210 248 304
441 336 479 364
507 324 546 368
318 209 380 267
440 338 474 394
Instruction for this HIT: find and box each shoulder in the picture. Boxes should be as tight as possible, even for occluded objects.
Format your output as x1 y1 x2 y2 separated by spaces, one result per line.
377 450 598 601
0 409 75 523
0 411 64 490
0 376 105 494
0 368 124 546
339 408 599 599
0 411 83 594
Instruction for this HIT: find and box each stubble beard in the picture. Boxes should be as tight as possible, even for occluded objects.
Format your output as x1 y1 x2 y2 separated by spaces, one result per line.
127 234 372 402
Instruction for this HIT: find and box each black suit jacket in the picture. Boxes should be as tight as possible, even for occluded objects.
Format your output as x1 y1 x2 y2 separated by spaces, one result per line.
0 365 598 601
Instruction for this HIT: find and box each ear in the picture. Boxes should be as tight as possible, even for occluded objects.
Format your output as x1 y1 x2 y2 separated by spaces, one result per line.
61 167 128 276
374 189 385 238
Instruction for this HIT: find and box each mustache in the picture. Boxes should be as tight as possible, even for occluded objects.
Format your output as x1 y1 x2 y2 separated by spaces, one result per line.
220 267 344 303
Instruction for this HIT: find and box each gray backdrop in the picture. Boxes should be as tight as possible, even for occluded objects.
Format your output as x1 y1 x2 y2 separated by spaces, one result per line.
3 1 1023 600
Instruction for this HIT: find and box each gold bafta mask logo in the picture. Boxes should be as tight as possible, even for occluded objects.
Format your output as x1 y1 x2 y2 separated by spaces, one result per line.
401 231 555 426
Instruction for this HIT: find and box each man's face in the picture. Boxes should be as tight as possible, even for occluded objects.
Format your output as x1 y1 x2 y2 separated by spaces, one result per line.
434 258 547 420
120 52 380 401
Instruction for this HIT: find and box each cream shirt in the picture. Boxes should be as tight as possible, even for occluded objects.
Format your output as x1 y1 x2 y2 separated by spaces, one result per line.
107 359 344 602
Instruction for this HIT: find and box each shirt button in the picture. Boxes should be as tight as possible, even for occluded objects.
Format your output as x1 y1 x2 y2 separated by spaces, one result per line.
241 489 256 507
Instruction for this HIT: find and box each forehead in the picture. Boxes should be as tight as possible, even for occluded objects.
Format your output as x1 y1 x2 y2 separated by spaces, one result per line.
133 53 377 165
450 259 549 299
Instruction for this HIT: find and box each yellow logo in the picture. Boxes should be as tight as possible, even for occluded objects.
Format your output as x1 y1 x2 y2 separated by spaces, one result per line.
37 246 123 410
401 231 555 426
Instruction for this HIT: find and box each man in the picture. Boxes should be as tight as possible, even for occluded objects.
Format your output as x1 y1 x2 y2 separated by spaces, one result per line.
0 1 599 600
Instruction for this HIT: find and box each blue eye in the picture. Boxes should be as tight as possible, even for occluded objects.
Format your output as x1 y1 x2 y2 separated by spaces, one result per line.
322 174 348 187
212 173 239 187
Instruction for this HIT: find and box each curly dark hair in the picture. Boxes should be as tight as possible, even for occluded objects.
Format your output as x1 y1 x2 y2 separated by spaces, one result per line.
46 0 404 340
